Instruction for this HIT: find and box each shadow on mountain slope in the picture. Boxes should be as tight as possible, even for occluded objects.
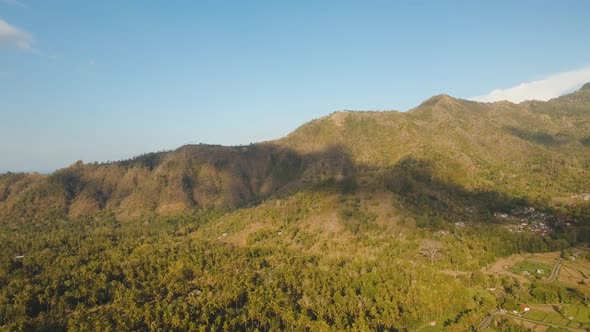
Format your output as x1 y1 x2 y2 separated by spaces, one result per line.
2 142 585 231
382 157 527 228
504 126 567 146
0 144 357 221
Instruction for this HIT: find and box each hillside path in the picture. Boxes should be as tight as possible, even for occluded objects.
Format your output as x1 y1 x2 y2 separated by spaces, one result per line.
477 310 498 331
545 258 564 283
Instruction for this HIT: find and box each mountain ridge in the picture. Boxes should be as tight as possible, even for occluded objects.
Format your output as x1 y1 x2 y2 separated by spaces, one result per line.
1 85 590 221
2 84 590 332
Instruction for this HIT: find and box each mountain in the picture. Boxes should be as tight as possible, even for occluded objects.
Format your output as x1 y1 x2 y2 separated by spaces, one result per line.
2 85 590 331
2 85 589 222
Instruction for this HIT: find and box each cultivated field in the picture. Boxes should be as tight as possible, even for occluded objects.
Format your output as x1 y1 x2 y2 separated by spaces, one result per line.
521 304 590 331
559 258 590 288
484 251 560 282
481 250 590 331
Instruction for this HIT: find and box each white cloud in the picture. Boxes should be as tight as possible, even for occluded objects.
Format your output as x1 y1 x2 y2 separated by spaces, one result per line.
0 18 33 50
470 66 590 103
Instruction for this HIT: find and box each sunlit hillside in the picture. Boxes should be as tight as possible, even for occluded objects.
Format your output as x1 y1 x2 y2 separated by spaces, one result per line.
1 87 590 330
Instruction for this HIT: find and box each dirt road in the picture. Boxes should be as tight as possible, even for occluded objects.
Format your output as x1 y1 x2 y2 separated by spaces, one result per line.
545 258 564 283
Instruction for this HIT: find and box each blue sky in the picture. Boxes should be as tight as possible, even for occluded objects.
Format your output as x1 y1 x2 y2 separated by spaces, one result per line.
1 1 590 173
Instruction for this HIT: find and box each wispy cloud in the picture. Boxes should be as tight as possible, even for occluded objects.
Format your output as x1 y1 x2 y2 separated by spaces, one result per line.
0 18 33 50
0 0 29 9
470 66 590 103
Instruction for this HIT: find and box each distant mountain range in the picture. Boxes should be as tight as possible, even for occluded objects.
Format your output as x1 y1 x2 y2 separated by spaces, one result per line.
2 84 590 223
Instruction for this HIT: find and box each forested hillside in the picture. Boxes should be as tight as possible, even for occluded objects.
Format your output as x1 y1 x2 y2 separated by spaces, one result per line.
3 85 590 221
1 86 590 331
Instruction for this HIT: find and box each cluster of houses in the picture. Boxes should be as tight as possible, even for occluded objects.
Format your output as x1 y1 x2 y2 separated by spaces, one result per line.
495 206 577 235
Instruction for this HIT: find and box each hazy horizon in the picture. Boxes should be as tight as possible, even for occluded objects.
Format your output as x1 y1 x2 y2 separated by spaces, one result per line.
3 85 590 175
2 1 590 173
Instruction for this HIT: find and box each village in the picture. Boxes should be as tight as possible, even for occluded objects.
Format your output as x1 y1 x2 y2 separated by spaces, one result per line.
494 206 577 235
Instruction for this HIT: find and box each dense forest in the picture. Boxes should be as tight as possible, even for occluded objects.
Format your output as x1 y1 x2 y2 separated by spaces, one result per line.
2 200 588 331
1 85 590 331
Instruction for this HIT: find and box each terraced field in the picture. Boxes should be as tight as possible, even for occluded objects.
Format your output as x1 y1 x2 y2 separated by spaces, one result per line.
485 251 560 282
479 251 590 331
522 305 590 331
559 258 590 287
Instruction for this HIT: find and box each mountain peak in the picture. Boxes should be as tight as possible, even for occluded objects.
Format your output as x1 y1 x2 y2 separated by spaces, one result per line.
409 94 463 114
425 94 456 103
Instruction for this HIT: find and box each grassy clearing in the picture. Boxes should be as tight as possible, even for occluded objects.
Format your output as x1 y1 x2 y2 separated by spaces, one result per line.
545 327 569 332
563 304 590 323
529 252 560 265
510 260 552 277
568 320 581 328
546 314 569 326
522 305 590 330
524 310 548 321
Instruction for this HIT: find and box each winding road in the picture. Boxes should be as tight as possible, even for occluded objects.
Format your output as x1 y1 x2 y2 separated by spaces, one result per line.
544 257 564 283
477 257 565 331
477 310 499 331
